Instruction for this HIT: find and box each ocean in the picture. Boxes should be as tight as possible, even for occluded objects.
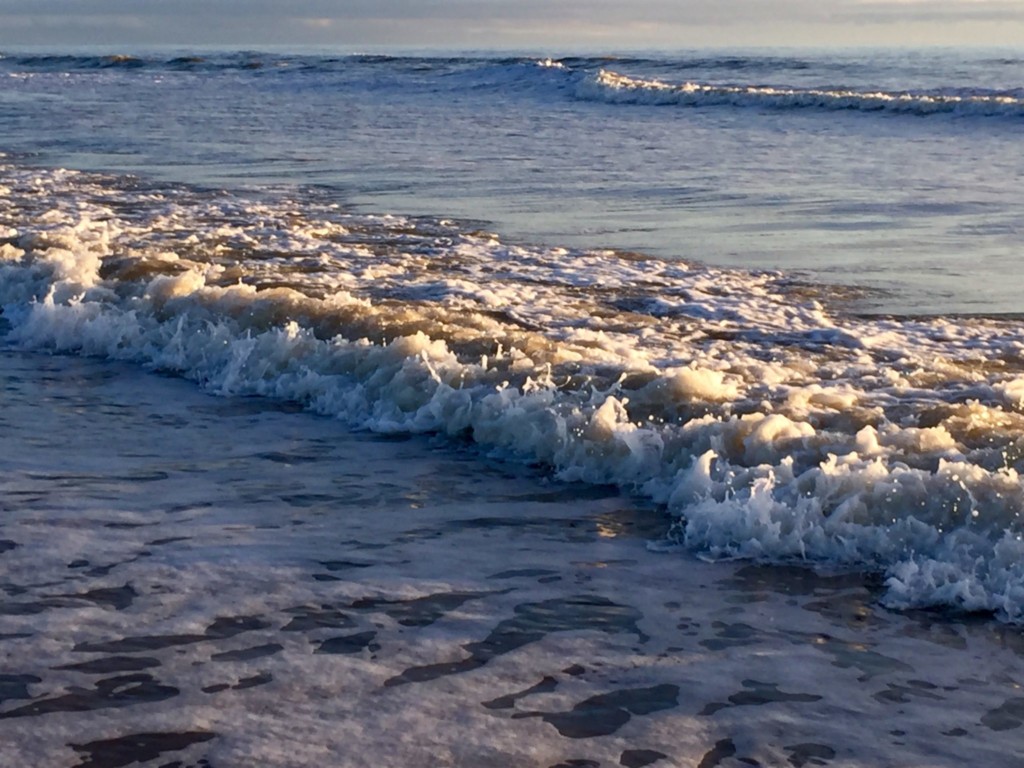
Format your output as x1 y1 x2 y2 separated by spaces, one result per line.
1 47 1023 767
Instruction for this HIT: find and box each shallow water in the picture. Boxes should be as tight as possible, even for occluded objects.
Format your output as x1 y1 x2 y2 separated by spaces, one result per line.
1 47 1022 314
2 349 1024 767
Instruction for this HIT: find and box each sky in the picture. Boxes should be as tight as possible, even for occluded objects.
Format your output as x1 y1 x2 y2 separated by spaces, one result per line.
0 0 1022 50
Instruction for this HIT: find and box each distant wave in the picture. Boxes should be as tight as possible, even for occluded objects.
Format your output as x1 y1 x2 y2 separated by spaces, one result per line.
0 52 541 75
5 52 1021 120
1 53 155 70
0 52 280 72
579 69 1024 118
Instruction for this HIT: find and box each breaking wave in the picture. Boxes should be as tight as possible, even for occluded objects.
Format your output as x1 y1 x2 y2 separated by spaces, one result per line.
2 162 1024 620
580 69 1024 118
4 50 1021 120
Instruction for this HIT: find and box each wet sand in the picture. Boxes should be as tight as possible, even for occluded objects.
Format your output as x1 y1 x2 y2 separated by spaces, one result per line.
1 350 1023 767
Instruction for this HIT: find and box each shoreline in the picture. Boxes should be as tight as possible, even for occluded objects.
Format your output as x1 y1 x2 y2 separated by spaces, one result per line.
1 348 1022 767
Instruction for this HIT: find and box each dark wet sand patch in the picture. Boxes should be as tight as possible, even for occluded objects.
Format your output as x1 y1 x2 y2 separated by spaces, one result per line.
726 565 876 597
905 609 1024 655
103 520 160 530
516 483 620 503
517 684 680 738
0 601 60 616
730 574 1024 663
319 560 374 572
487 568 559 580
315 631 379 655
785 742 837 767
54 656 161 674
208 615 273 638
211 643 283 662
84 560 141 578
279 493 341 507
981 697 1024 731
74 633 209 654
257 450 323 464
808 635 913 682
60 585 138 610
701 680 822 716
312 574 345 582
697 738 735 768
406 515 636 544
336 539 390 551
386 595 643 687
802 593 889 630
620 748 669 767
23 471 168 485
483 676 558 710
234 671 273 690
145 536 192 546
0 674 178 719
700 621 760 651
467 516 596 539
74 615 271 654
282 606 356 632
873 681 944 705
190 398 305 418
0 674 41 704
71 730 215 768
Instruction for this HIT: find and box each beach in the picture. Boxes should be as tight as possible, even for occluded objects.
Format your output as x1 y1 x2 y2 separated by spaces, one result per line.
2 349 1024 767
1 49 1024 766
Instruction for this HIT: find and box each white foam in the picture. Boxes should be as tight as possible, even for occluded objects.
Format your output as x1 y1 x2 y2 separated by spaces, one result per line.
3 162 1024 621
580 69 1024 118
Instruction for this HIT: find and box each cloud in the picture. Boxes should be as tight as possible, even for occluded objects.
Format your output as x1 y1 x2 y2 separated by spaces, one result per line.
0 13 146 29
299 18 336 29
846 0 1024 20
0 0 1020 47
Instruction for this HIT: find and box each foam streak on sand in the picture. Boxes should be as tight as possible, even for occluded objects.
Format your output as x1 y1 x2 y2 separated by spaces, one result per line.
2 162 1024 620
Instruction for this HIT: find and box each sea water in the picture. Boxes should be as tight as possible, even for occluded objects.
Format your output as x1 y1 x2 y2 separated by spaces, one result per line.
1 47 1024 766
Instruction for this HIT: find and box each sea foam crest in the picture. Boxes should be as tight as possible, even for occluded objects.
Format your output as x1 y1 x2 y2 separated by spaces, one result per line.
580 69 1024 118
3 163 1024 621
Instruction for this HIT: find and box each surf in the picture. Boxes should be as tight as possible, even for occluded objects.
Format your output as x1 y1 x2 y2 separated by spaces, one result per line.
3 161 1024 621
579 68 1024 118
